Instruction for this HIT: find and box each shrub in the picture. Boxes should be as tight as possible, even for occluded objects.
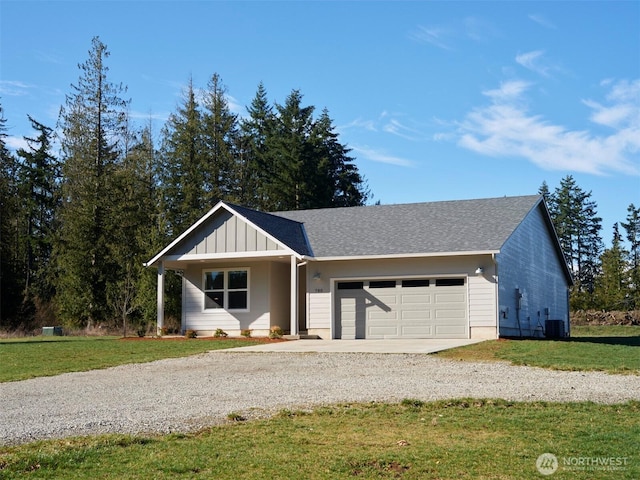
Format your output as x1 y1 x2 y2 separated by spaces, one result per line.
185 329 197 339
269 325 284 339
159 326 168 336
214 328 228 338
240 329 252 338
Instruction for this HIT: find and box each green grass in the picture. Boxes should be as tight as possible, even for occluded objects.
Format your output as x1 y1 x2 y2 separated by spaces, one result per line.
437 325 640 374
0 400 638 479
0 336 264 383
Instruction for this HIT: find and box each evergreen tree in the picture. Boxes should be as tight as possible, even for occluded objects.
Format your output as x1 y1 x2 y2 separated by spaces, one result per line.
240 82 275 210
546 176 603 310
621 204 640 308
107 123 160 333
55 36 130 328
201 73 240 203
0 103 20 327
158 78 206 235
595 224 629 310
15 116 59 320
312 108 368 207
268 89 315 210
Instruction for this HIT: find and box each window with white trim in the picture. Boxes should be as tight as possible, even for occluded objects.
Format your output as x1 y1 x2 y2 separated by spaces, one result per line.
203 269 249 311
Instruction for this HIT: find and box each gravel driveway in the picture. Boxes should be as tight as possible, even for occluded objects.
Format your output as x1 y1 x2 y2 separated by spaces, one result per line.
1 352 639 445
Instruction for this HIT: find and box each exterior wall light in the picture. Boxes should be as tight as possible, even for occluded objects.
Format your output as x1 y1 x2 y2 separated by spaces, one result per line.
475 267 484 275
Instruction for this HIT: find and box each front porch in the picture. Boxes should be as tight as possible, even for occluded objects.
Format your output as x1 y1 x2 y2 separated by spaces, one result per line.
154 255 307 337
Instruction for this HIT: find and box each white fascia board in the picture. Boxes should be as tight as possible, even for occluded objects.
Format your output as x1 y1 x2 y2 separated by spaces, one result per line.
310 250 500 262
163 250 295 262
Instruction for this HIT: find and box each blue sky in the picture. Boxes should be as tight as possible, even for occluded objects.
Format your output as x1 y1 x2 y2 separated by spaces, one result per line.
1 1 638 244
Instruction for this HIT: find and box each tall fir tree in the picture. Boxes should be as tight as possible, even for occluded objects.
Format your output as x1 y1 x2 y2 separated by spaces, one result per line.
240 82 275 210
158 78 206 235
312 108 368 207
201 73 240 204
595 224 629 310
268 89 315 210
621 204 640 308
55 36 130 328
545 176 603 310
0 103 21 327
15 116 59 321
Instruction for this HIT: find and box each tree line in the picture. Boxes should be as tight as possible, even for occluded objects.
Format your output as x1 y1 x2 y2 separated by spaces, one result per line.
0 37 637 333
540 177 639 311
0 37 368 331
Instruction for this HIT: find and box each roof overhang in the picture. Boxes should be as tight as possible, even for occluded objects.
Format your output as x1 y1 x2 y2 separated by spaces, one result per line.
303 250 500 262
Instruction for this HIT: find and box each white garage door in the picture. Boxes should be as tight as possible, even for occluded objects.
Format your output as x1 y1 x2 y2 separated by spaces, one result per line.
335 278 468 339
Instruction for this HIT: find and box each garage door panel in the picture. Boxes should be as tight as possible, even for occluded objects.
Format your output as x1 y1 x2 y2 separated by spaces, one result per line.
402 309 431 319
401 294 431 304
368 326 399 337
373 294 397 305
435 308 466 319
337 277 468 339
400 325 434 336
435 293 465 303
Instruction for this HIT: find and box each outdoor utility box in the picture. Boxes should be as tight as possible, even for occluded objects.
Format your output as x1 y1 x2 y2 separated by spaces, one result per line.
42 326 63 336
545 320 565 339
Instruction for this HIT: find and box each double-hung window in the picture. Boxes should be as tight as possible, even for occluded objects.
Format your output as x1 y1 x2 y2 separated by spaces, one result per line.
203 269 249 311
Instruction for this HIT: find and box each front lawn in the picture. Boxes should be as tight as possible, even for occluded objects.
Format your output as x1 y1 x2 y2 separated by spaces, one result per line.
436 325 640 374
0 400 637 479
0 336 266 383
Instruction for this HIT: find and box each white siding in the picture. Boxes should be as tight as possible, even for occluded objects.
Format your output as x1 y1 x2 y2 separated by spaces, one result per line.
497 204 570 337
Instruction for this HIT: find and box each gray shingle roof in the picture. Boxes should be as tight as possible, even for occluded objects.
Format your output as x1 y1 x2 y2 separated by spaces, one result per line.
227 203 313 256
271 195 543 258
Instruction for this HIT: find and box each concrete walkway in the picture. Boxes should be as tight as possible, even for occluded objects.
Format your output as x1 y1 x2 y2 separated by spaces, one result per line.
223 338 486 354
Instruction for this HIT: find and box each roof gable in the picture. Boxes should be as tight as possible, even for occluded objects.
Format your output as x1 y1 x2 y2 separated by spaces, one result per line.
146 202 310 266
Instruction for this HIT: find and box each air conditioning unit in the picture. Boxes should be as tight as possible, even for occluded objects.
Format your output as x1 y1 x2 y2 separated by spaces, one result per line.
545 320 565 339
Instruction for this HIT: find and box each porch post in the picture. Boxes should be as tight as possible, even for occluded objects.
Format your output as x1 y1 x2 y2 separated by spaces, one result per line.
157 261 165 335
290 256 298 336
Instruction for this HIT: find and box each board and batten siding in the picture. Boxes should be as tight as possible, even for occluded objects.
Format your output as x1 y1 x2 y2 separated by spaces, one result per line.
305 256 497 339
168 209 284 257
496 204 570 337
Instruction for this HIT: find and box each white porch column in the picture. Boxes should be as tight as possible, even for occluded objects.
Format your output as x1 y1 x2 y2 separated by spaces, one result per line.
290 256 299 336
157 261 165 335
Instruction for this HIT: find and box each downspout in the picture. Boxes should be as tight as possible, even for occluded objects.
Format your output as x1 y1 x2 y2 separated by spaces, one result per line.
492 253 499 339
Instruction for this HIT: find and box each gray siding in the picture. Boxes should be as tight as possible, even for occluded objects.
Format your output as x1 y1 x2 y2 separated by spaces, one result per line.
168 210 284 257
497 204 570 337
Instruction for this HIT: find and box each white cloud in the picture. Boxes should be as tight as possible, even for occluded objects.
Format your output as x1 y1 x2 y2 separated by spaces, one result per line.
340 117 377 132
351 145 414 167
457 79 640 175
515 50 551 77
528 14 557 30
0 80 31 96
410 25 454 51
5 136 30 152
382 118 424 141
483 80 532 101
